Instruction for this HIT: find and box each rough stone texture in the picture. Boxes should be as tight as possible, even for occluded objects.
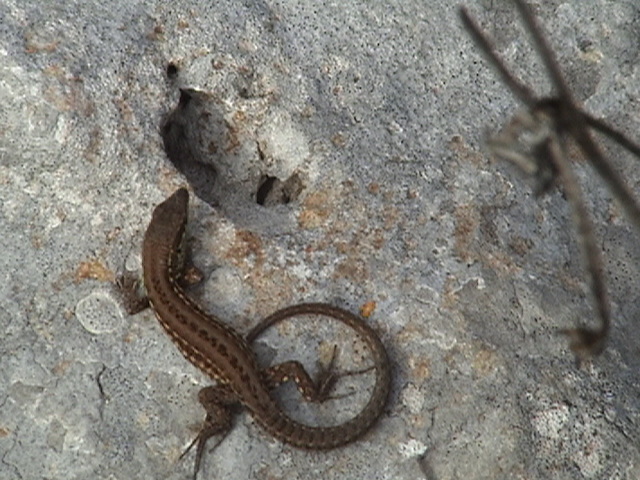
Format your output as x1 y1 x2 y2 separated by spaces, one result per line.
1 1 639 479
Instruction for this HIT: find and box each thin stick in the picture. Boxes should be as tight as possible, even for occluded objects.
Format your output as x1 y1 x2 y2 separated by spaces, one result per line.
571 117 640 231
459 7 536 107
513 0 640 231
544 137 609 359
458 0 640 358
512 0 575 103
585 113 640 160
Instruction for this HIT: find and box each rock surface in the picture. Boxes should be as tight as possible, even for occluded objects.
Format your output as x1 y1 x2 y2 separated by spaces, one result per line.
1 1 639 479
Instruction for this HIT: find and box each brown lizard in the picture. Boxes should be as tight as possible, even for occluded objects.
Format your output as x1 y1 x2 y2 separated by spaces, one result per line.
131 187 391 478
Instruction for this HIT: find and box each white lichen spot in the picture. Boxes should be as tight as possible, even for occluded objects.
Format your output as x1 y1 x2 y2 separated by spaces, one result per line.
397 438 427 458
400 383 426 415
76 291 122 334
572 436 603 478
531 403 569 439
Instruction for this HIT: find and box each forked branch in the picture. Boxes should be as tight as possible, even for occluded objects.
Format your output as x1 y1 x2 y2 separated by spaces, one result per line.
460 0 640 361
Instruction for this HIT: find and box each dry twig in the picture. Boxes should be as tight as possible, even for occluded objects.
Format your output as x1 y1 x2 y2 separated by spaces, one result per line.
460 0 640 361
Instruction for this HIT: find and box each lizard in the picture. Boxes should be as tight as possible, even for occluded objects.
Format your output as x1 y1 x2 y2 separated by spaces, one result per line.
129 187 391 478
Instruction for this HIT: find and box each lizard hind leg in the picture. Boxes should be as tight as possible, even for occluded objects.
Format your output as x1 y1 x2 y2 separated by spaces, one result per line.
181 384 237 480
260 348 339 403
261 346 374 403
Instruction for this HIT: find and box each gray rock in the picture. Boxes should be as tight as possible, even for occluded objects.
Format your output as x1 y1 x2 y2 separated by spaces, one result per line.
1 1 639 479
